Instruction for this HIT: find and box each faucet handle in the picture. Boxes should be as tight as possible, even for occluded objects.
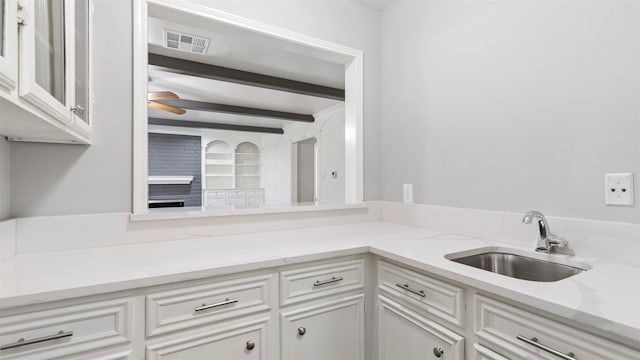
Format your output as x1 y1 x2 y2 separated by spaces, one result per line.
547 235 568 249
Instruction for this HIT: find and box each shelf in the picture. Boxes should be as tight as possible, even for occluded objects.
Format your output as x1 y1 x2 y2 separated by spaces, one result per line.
206 174 233 177
236 175 260 177
235 164 259 166
206 160 233 165
148 176 194 185
235 153 260 156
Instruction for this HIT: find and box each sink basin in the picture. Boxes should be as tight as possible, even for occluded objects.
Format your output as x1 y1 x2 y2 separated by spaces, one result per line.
445 247 590 282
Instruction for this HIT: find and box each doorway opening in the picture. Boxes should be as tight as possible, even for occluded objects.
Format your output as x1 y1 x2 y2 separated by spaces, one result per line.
292 137 317 204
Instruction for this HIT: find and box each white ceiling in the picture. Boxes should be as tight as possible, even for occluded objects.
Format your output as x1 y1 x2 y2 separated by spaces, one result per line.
148 68 342 129
353 0 396 10
147 16 344 130
148 17 345 89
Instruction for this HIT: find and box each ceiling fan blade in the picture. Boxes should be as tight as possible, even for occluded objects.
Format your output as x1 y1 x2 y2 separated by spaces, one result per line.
148 91 179 101
148 101 186 115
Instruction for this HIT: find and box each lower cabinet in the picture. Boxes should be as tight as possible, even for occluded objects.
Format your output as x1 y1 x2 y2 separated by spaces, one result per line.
5 254 639 360
280 294 364 360
378 296 464 360
146 315 271 360
474 294 640 360
473 344 510 360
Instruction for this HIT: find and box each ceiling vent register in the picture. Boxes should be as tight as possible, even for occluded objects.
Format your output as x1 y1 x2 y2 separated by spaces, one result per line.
163 30 210 55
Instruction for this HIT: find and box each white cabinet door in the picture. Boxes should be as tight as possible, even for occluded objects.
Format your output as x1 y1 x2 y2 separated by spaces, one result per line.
280 294 364 360
18 0 73 124
146 315 270 360
378 296 464 360
69 0 91 136
0 0 18 91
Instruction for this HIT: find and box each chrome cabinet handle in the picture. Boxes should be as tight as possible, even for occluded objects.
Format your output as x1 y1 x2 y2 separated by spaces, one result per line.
1 330 74 351
433 347 444 358
297 327 306 336
517 335 577 360
313 276 344 287
396 283 426 297
194 298 239 312
246 340 255 351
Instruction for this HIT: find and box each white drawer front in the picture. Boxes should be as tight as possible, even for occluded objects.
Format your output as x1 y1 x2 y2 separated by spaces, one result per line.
475 294 640 360
378 260 465 328
280 258 365 306
146 273 273 337
378 295 464 360
146 315 270 360
0 298 133 360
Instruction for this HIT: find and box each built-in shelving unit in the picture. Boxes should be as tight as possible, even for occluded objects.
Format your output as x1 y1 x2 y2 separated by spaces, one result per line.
202 139 263 207
205 140 234 189
235 143 260 189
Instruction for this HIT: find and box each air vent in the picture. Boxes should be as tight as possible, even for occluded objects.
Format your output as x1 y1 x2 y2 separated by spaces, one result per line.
163 30 210 55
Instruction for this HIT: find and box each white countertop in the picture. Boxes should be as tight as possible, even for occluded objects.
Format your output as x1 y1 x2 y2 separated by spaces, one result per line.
1 222 639 347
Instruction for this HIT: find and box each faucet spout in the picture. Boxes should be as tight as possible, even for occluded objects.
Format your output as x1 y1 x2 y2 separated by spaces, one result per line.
522 210 567 253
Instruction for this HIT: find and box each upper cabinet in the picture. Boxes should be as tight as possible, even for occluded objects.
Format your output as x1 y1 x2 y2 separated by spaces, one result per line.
0 0 92 144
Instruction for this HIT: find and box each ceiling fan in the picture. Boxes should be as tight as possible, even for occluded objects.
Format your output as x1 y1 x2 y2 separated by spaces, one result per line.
148 91 186 115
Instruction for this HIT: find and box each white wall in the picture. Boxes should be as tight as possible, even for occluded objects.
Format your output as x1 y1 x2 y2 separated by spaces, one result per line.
10 0 133 217
381 0 640 223
262 105 346 205
0 138 10 220
8 0 382 217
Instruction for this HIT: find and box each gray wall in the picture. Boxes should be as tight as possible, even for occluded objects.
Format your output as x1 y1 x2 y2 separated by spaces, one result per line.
8 0 382 217
381 0 640 223
148 133 202 207
9 0 132 217
0 138 9 220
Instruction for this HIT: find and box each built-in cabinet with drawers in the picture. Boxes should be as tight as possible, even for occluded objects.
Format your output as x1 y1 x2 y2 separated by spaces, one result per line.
0 0 92 144
2 255 639 360
203 139 264 207
377 260 465 360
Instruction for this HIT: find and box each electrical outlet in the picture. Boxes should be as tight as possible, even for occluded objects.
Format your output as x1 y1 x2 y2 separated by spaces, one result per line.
403 184 413 203
605 173 634 206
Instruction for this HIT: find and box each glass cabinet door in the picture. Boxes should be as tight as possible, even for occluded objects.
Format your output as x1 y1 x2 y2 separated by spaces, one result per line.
34 0 66 104
0 0 18 91
72 0 89 126
19 0 72 124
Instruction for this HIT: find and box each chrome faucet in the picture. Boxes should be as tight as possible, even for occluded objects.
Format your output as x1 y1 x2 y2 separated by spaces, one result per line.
522 210 567 253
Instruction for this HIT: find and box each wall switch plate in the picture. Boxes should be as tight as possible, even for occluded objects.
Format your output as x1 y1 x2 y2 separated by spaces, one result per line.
605 173 634 206
402 184 413 203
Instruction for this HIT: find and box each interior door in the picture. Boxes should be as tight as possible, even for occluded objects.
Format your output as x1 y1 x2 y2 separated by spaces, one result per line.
294 137 317 203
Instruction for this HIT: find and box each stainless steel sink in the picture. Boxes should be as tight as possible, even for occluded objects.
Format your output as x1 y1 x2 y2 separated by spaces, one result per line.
445 247 590 282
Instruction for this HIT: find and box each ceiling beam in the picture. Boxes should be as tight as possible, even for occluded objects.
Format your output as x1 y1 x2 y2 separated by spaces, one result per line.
148 118 284 134
155 99 315 123
148 53 345 101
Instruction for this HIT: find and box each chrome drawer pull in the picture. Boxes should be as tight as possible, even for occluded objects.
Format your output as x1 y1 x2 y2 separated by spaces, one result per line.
194 298 239 312
313 276 344 287
1 330 74 351
517 335 577 360
396 283 426 297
